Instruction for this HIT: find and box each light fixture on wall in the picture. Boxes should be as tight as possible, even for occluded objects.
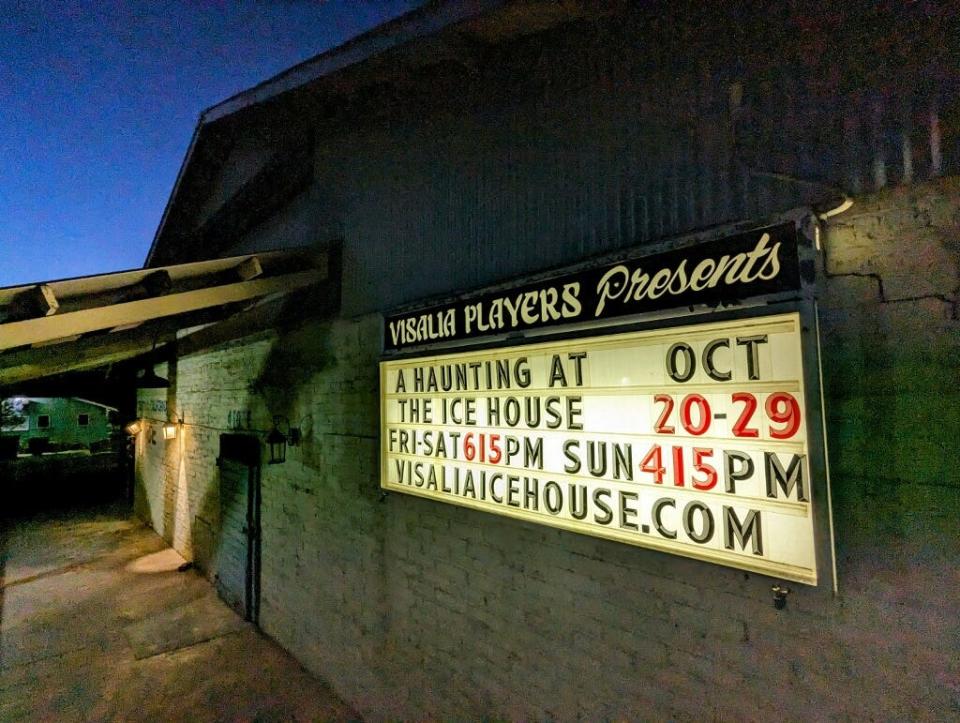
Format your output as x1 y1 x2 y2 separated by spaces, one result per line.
266 425 286 464
162 420 179 440
125 420 142 436
266 415 301 464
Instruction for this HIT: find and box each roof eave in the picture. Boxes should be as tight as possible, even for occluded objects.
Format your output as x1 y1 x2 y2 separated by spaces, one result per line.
144 0 512 269
199 0 510 125
143 121 203 268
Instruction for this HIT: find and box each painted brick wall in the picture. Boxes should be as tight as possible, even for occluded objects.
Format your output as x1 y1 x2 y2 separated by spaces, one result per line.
134 335 274 565
136 177 960 719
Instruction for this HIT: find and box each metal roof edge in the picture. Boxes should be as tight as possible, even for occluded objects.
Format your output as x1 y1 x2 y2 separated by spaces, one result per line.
145 1 509 270
2 396 118 412
69 397 119 412
144 121 203 268
199 0 508 125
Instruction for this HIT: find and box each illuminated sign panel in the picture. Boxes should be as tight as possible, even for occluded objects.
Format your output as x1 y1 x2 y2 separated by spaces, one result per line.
380 312 818 584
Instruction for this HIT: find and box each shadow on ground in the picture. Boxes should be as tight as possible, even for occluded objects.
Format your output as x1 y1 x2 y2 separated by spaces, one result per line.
0 503 359 722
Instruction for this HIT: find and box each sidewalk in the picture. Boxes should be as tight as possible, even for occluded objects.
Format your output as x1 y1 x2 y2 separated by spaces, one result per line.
0 503 359 722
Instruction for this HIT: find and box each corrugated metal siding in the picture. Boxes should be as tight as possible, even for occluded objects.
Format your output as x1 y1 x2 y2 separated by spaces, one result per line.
223 12 957 316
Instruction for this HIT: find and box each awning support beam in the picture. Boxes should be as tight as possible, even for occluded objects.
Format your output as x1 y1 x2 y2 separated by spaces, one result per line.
0 268 322 352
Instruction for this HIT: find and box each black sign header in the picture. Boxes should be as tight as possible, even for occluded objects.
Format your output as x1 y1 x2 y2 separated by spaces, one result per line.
384 222 801 352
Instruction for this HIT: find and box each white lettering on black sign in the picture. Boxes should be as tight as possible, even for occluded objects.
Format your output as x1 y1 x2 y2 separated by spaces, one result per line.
384 223 801 351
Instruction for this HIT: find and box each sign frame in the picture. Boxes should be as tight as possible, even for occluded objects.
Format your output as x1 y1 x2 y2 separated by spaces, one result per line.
379 210 837 594
383 215 812 355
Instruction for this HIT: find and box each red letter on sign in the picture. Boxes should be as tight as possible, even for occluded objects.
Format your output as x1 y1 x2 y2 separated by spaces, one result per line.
692 448 718 490
654 395 675 434
640 444 666 484
732 392 759 438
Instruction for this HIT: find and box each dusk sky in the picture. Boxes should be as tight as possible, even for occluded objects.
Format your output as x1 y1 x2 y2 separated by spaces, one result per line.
0 0 420 288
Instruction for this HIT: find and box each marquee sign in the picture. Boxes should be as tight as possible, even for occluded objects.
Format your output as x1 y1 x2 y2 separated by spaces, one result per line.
380 312 821 584
384 222 801 352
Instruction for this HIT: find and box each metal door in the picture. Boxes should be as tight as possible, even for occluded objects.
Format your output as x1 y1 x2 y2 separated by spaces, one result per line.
215 434 261 623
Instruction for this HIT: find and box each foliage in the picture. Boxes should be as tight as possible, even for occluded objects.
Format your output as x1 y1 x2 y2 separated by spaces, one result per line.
0 398 26 430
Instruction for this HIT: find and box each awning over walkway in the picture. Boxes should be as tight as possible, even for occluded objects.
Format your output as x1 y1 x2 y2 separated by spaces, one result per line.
0 249 329 386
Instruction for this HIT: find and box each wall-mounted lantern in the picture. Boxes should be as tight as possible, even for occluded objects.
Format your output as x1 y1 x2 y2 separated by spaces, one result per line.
267 424 286 464
124 420 142 436
162 421 179 440
267 415 301 464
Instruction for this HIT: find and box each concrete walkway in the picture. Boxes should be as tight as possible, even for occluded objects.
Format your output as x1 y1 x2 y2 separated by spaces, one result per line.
0 504 359 722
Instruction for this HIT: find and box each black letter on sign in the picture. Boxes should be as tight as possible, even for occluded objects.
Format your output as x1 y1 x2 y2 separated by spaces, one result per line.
563 440 581 474
548 355 568 387
652 498 677 539
736 335 768 381
724 507 763 555
619 490 639 531
666 343 695 382
724 450 755 494
765 453 807 502
593 488 614 525
703 338 731 382
544 481 563 515
683 501 714 544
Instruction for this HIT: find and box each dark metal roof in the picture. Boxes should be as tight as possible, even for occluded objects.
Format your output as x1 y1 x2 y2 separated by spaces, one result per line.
143 0 601 268
199 0 509 126
145 0 959 271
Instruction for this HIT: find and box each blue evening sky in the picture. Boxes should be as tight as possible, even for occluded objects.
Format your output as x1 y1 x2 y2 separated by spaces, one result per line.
0 0 420 288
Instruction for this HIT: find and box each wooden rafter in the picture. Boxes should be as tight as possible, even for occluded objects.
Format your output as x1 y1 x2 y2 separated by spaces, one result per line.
0 269 322 352
0 248 332 385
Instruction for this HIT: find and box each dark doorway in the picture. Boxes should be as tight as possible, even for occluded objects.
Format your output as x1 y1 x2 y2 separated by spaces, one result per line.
215 434 261 624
